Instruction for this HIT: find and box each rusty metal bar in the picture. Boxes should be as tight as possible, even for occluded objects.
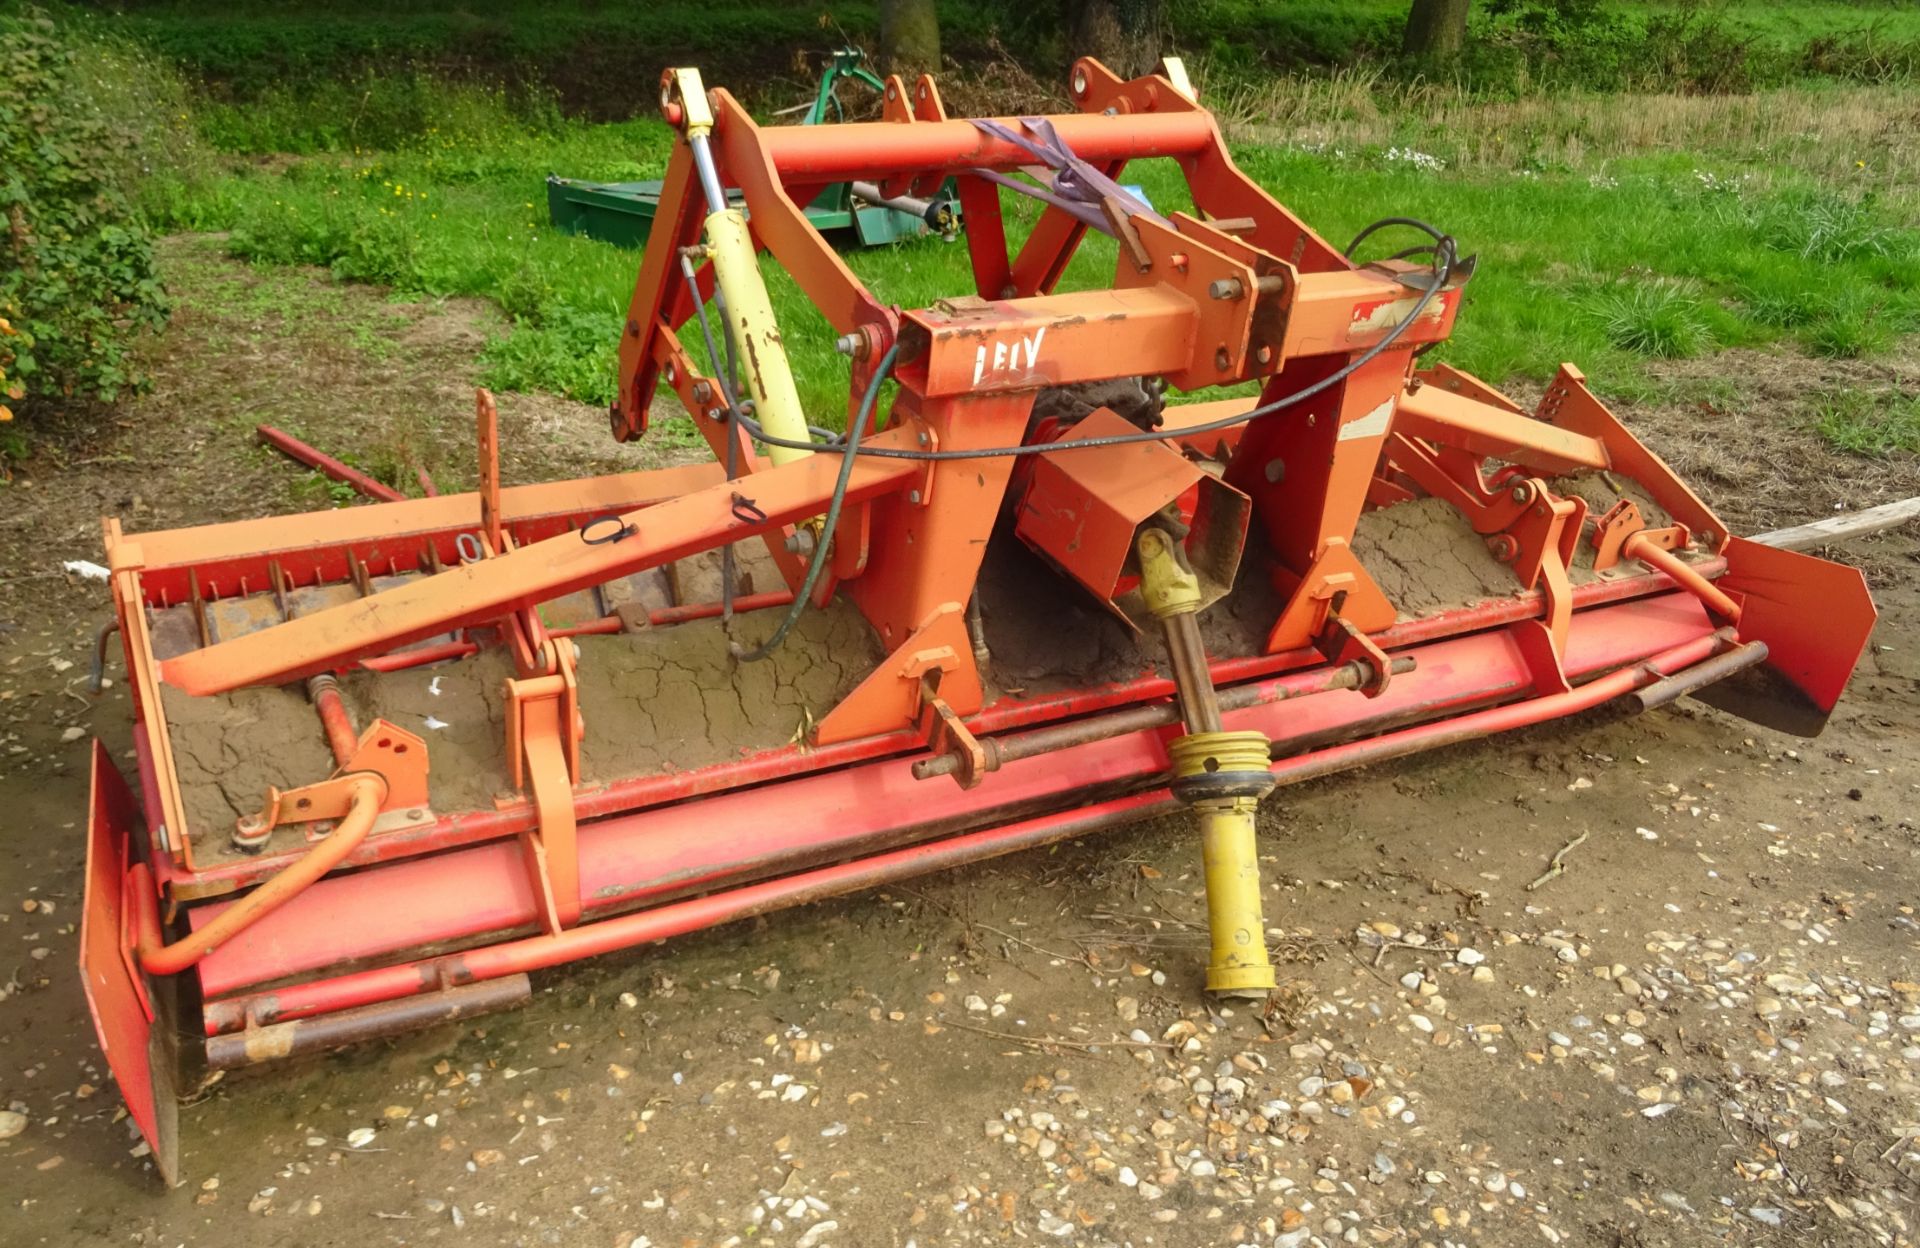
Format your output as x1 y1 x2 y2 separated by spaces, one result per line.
205 974 531 1069
1629 640 1768 710
913 655 1416 780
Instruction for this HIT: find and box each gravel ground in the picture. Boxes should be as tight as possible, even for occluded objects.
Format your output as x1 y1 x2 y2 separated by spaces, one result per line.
0 242 1915 1248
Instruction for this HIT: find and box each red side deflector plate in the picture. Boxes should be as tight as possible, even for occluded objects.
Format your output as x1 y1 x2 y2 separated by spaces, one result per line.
1702 537 1879 734
79 739 179 1185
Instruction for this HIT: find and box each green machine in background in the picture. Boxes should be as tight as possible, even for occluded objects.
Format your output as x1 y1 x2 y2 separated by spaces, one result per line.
547 48 960 250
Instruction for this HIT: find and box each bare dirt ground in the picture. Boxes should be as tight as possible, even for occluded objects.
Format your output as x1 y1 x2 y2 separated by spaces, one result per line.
1 238 1918 1248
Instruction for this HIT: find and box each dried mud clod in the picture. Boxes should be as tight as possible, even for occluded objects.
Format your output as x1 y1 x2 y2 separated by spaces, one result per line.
162 683 336 844
581 597 883 775
1352 475 1684 621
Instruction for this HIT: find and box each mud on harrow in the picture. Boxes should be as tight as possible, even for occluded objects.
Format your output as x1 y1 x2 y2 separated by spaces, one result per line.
81 59 1876 1181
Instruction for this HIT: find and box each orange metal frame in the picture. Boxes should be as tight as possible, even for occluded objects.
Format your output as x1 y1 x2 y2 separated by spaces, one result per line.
100 53 1878 904
82 58 1879 1183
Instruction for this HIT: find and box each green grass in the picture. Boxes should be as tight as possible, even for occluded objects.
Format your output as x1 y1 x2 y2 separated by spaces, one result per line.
79 2 1908 433
1813 387 1920 455
144 100 1919 425
1584 280 1714 359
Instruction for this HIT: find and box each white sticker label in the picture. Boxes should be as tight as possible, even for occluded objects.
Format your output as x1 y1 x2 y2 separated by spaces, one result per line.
970 326 1048 388
1338 397 1395 442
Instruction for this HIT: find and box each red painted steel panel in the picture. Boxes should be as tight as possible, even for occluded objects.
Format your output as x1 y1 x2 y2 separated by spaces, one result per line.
153 565 1718 901
194 592 1713 998
79 742 177 1183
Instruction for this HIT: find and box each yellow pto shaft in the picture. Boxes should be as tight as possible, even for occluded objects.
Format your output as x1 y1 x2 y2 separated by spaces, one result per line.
1137 527 1276 998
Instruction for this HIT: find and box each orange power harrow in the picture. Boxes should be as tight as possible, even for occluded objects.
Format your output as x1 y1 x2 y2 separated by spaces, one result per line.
82 59 1875 1182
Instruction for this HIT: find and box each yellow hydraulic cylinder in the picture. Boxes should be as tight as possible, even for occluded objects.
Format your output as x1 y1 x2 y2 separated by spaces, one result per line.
1138 526 1276 998
703 208 812 467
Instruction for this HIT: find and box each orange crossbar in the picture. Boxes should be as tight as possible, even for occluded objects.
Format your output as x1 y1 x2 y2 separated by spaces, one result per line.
124 459 745 572
755 109 1217 181
161 431 923 695
1395 384 1609 476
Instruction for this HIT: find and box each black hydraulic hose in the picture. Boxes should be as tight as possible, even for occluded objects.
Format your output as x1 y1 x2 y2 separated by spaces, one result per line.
730 342 901 662
1344 215 1449 258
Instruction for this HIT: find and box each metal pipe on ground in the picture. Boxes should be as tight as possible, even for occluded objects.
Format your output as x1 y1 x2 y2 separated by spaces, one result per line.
255 425 405 504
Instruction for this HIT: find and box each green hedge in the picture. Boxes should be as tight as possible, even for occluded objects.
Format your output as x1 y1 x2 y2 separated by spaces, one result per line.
0 14 173 434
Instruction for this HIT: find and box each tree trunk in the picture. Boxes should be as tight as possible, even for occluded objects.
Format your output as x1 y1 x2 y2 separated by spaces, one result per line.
879 0 941 77
1402 0 1471 59
1066 0 1165 80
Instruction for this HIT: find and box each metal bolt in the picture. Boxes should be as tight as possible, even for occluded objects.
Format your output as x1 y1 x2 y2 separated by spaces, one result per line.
834 332 866 358
1509 481 1532 504
692 381 713 404
1214 347 1232 371
1256 346 1273 365
908 489 923 504
1264 457 1286 484
917 430 930 446
1208 278 1246 301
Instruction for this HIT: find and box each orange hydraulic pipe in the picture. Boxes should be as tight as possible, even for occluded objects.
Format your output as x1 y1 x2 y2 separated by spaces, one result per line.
309 676 359 768
132 774 386 976
1628 536 1741 623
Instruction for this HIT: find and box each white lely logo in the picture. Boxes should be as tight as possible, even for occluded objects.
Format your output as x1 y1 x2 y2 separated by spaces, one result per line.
971 326 1048 388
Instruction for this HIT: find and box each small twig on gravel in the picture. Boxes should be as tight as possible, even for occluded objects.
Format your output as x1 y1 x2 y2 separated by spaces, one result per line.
899 886 1094 971
1528 830 1592 891
1084 908 1205 931
1344 945 1403 991
1366 935 1438 969
939 1017 1148 1056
